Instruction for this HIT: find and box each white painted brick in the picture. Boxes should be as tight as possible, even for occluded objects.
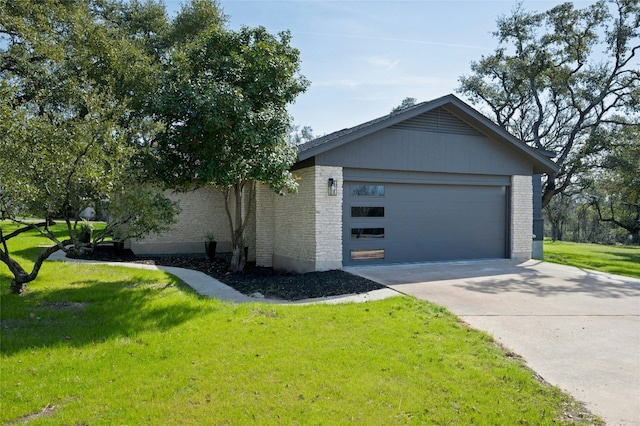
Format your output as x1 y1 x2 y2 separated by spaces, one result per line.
511 175 533 259
313 166 342 268
254 165 343 272
132 185 256 259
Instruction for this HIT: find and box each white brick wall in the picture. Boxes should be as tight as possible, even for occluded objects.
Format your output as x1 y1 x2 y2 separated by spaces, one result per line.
313 166 343 270
511 175 533 259
255 165 343 272
255 184 275 267
131 185 255 259
271 167 317 271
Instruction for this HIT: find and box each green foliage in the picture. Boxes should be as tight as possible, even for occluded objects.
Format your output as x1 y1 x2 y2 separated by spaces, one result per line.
151 18 309 271
1 0 307 280
153 25 308 192
458 0 640 208
0 227 599 424
166 0 226 46
543 193 627 244
391 97 417 113
104 184 181 243
0 0 179 290
590 124 640 242
545 123 640 245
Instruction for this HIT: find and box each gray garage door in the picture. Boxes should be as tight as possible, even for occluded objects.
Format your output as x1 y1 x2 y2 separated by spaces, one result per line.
343 181 508 265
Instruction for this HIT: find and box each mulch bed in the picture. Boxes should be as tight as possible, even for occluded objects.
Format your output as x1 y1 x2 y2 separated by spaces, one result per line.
75 245 385 301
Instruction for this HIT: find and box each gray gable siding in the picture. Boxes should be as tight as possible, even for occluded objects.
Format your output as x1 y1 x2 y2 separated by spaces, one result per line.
298 94 558 176
390 106 481 136
314 126 534 176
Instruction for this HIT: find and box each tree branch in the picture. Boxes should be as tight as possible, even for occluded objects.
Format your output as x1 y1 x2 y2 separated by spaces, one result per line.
1 220 55 241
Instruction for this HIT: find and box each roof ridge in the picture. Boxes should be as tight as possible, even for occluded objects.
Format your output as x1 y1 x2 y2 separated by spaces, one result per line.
297 95 458 154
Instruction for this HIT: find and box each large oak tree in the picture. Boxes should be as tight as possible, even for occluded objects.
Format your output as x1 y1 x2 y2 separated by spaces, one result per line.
458 0 639 208
0 0 179 293
590 123 640 242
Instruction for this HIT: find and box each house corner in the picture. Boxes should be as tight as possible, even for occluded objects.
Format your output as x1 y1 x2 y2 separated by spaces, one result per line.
510 175 533 260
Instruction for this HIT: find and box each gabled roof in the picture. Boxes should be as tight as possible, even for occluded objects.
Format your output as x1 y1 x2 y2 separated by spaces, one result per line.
298 94 558 175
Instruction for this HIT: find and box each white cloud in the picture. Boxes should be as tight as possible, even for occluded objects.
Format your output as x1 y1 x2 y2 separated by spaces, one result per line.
314 74 443 90
293 31 486 50
362 56 401 71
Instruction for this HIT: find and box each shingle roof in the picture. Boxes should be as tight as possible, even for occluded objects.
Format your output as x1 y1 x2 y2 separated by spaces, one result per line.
297 99 426 154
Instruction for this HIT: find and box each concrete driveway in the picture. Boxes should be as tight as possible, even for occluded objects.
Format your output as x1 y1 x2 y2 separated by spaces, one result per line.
346 259 640 425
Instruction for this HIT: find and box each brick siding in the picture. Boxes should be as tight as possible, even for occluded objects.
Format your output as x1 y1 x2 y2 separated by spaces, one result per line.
510 175 533 259
255 165 343 272
131 186 255 259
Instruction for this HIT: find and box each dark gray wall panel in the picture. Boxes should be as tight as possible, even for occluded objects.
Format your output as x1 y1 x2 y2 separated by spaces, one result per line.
317 128 534 176
343 168 510 186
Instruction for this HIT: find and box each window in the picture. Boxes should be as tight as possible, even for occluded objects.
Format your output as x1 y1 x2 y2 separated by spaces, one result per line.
351 228 385 239
351 206 384 217
350 249 385 260
351 184 385 197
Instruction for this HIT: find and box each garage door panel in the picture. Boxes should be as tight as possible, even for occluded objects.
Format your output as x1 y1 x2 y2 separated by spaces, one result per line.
344 180 507 264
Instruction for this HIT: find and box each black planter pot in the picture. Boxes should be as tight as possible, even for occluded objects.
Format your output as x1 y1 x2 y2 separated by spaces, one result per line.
113 241 125 254
79 231 92 244
205 241 217 260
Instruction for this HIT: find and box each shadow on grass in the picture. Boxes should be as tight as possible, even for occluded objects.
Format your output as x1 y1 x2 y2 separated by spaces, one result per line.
605 250 640 267
0 275 211 356
3 244 57 264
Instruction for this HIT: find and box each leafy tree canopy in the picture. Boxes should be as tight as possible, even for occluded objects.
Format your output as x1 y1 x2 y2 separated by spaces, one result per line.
590 123 640 242
151 23 309 270
153 26 308 191
458 0 639 208
391 97 417 113
0 0 180 293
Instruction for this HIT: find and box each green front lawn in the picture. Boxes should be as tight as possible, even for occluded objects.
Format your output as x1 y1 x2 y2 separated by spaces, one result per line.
545 240 640 279
1 224 599 424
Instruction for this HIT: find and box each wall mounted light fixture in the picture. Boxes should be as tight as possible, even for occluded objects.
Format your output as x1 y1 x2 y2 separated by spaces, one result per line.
328 178 338 196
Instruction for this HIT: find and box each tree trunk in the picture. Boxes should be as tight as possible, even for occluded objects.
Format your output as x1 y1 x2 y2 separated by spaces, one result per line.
229 235 245 272
1 240 70 294
0 246 32 294
223 181 255 272
11 274 31 294
541 176 556 209
225 183 244 272
229 183 244 272
551 222 563 241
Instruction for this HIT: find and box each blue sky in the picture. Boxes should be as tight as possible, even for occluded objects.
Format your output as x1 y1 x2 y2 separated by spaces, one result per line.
164 1 590 136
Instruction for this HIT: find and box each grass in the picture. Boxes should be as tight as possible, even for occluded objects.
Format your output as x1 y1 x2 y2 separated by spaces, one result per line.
545 240 640 279
0 223 600 424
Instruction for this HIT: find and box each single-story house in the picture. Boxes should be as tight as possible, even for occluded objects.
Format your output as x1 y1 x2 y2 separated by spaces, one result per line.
130 94 558 272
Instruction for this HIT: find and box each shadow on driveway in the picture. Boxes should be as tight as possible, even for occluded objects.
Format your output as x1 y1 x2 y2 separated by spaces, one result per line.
349 259 640 299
